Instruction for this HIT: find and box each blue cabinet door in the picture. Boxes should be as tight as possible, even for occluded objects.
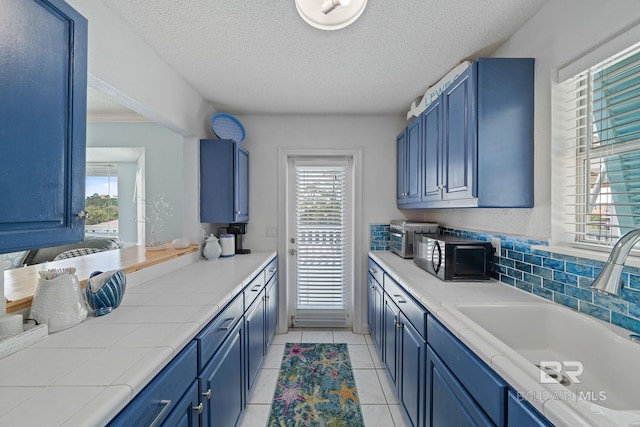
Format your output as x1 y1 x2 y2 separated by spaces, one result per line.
200 140 249 224
0 0 87 253
421 98 443 202
367 274 383 353
507 391 552 427
406 118 422 204
383 296 400 383
199 319 244 427
235 146 249 223
396 131 407 204
427 346 494 427
398 313 425 427
246 291 266 393
442 64 477 202
161 381 201 427
265 273 278 348
396 119 421 206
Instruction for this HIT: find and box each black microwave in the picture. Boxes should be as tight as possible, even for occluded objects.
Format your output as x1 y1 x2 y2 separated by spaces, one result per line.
413 234 493 281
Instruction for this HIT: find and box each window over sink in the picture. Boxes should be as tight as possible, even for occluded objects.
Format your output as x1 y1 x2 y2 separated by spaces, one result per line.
556 39 640 249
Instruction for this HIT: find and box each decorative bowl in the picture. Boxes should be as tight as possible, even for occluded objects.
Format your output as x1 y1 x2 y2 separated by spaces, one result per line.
86 270 126 316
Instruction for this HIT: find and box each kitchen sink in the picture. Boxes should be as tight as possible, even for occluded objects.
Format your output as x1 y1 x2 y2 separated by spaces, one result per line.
448 302 640 413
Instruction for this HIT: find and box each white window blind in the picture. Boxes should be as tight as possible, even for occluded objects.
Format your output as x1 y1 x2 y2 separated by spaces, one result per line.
560 42 640 246
295 165 346 310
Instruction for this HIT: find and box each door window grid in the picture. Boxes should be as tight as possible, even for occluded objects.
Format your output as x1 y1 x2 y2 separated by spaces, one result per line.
295 166 346 310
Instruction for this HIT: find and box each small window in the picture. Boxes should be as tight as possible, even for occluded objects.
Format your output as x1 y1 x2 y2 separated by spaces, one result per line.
85 163 118 238
559 42 640 247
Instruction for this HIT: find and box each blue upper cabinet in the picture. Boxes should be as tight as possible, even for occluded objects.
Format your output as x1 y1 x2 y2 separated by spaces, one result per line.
0 0 88 253
476 57 534 208
397 117 422 206
200 139 250 224
399 57 534 209
442 66 477 203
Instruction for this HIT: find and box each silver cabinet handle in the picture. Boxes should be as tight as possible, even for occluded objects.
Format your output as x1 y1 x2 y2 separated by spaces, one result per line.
149 400 172 427
219 318 235 330
396 321 404 329
203 388 212 399
235 210 241 214
193 402 203 414
77 210 89 221
251 283 262 291
269 267 276 273
393 294 407 303
369 268 377 274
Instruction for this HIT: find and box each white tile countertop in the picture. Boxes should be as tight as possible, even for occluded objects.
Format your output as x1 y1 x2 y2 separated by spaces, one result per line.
370 251 640 427
0 251 276 427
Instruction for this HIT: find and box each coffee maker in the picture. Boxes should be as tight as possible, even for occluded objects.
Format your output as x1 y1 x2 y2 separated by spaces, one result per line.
227 223 251 254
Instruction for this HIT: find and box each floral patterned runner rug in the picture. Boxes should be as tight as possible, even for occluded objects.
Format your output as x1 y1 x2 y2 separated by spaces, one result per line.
268 343 365 427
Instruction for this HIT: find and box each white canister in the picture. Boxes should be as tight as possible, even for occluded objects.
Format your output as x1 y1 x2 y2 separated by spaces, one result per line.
220 234 235 257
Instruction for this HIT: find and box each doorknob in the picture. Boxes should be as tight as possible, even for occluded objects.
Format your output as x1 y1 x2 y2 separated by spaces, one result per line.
289 249 296 256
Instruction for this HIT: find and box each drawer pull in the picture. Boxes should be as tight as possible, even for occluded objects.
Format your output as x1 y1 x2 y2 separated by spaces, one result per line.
203 388 212 400
252 284 262 291
149 399 172 427
193 402 204 414
393 294 407 303
269 267 276 273
219 318 235 330
369 268 377 274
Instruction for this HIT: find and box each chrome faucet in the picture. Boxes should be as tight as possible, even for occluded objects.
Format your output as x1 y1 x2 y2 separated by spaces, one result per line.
591 228 640 296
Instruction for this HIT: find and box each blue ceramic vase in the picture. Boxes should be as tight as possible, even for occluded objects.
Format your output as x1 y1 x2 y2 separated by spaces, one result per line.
86 270 126 316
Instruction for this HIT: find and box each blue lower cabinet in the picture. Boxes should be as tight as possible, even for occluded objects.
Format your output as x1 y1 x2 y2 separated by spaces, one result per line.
265 274 278 348
246 290 266 393
162 381 201 427
367 273 383 354
383 296 400 383
427 315 507 426
398 313 425 427
199 318 245 427
427 346 494 427
108 342 198 427
507 390 553 427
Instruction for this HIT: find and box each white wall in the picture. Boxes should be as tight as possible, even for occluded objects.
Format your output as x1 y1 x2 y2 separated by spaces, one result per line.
417 0 640 241
66 0 218 244
238 115 406 252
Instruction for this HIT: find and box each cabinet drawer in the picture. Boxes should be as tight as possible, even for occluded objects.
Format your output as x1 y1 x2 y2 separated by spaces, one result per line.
368 258 384 286
244 270 266 309
196 294 244 370
265 257 278 282
384 275 427 338
108 342 197 427
427 315 507 426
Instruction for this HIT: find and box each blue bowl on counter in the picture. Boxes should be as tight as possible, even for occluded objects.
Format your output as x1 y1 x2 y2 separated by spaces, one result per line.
86 270 126 316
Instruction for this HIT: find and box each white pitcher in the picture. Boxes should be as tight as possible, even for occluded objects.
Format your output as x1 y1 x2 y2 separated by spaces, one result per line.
203 234 222 260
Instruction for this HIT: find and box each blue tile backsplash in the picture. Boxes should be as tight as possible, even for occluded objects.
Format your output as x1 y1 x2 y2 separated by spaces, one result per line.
439 227 640 335
367 224 640 334
369 224 390 251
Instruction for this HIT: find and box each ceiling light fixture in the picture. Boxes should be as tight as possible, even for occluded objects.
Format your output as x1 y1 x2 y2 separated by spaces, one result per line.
321 0 351 15
295 0 367 31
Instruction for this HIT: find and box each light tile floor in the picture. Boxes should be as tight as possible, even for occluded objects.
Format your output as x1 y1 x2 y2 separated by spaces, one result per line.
237 329 412 427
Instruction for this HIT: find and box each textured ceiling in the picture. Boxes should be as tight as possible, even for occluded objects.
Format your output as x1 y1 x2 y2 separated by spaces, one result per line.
96 0 548 116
